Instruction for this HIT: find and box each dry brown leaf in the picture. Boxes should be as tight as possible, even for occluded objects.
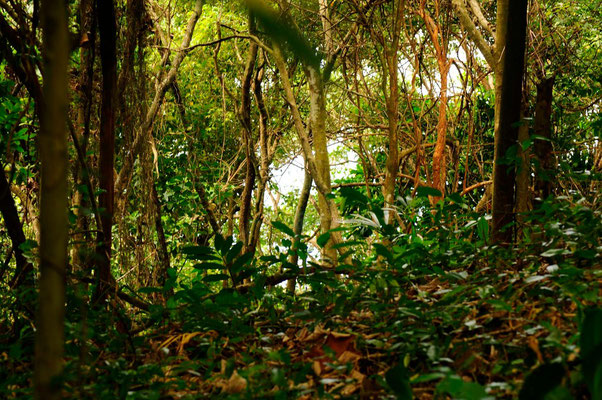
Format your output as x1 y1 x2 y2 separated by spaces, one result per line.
223 370 247 394
338 350 361 364
313 360 323 376
330 331 351 338
177 332 202 354
527 336 544 363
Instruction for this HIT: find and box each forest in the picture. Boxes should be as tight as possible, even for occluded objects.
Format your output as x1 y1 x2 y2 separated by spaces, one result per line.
0 0 601 398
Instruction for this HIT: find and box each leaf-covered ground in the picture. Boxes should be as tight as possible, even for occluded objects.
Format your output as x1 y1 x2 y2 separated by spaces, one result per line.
2 197 601 399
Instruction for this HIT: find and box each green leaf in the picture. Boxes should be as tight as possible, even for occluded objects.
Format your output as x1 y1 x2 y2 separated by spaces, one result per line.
477 216 489 242
193 262 226 270
541 248 570 257
214 234 226 253
317 232 331 248
385 363 413 399
271 221 295 237
231 252 254 274
416 186 442 198
226 242 244 264
245 0 321 69
373 243 393 263
581 308 602 395
518 363 565 400
592 361 602 400
436 375 491 400
181 245 214 258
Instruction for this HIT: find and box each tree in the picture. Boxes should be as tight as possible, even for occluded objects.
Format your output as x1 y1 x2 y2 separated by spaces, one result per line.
491 0 528 243
34 0 69 398
93 0 118 304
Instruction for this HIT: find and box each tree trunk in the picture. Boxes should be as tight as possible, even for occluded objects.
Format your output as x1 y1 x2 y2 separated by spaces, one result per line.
151 182 172 299
248 59 274 254
273 45 345 264
34 0 69 397
238 13 258 251
287 166 313 293
0 168 33 289
491 0 528 244
533 77 555 203
431 60 449 202
93 0 118 304
71 0 95 273
515 104 531 229
305 65 338 263
381 0 404 220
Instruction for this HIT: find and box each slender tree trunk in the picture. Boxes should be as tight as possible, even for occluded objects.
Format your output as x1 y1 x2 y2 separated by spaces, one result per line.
305 65 338 262
381 0 404 219
93 0 117 304
238 14 258 250
533 77 555 203
273 45 345 264
34 0 69 397
71 0 95 272
515 104 531 222
491 0 528 244
0 168 33 289
287 167 313 293
248 60 274 253
416 4 450 204
431 61 449 202
151 182 172 298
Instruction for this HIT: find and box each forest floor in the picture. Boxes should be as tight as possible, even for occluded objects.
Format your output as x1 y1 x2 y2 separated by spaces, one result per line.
83 264 594 399
3 198 601 399
2 260 599 399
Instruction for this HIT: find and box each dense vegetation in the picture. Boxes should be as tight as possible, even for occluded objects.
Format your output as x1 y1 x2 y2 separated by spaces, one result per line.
1 0 601 398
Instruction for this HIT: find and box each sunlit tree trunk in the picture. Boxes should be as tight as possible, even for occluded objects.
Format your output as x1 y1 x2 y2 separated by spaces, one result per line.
381 0 404 220
305 65 336 261
273 45 345 264
287 166 312 293
248 58 277 253
417 3 450 204
34 0 69 397
238 13 258 251
491 0 528 244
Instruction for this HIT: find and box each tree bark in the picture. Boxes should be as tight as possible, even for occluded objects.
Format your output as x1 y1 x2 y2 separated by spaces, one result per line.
93 0 118 304
533 77 555 203
491 0 528 244
34 0 69 397
70 0 95 272
0 168 33 289
287 166 312 293
151 182 171 298
515 104 531 220
248 59 276 254
381 0 404 220
272 44 346 264
416 4 450 204
238 13 258 250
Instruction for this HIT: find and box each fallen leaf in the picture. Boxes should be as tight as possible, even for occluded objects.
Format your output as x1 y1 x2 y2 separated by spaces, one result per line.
223 370 247 394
